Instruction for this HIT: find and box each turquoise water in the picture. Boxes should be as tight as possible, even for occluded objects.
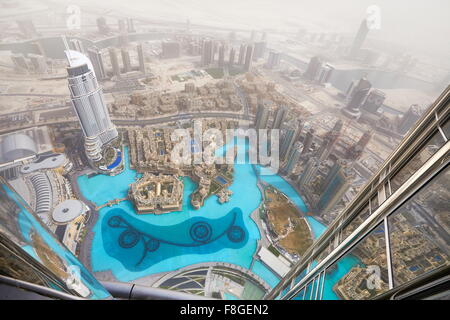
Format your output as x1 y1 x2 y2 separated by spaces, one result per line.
223 292 240 300
77 140 358 297
251 260 281 288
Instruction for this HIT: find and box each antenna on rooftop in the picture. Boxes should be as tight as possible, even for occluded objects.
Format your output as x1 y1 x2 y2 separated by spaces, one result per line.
61 35 71 61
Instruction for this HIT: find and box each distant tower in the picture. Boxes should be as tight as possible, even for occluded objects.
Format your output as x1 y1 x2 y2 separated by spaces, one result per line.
349 19 370 58
304 56 322 80
108 48 121 77
346 131 372 160
121 48 132 73
255 101 270 130
317 120 343 162
280 119 303 161
398 105 424 135
252 42 266 61
126 18 135 33
266 51 281 69
64 50 118 163
228 47 236 67
161 41 181 59
316 167 350 213
69 39 85 53
96 17 109 34
361 89 385 114
297 157 319 187
238 44 246 65
272 106 288 130
283 142 303 176
244 44 254 72
342 78 372 119
87 47 107 80
28 54 47 73
301 128 315 155
316 64 334 84
218 45 225 67
137 43 146 74
201 40 214 66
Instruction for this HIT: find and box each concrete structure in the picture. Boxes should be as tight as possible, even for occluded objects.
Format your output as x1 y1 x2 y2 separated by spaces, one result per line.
137 43 146 74
349 19 370 58
343 78 372 119
297 157 319 187
361 89 385 114
255 101 270 129
283 142 303 176
304 56 322 80
121 48 132 73
266 51 281 69
161 41 181 59
238 44 246 65
272 106 287 130
398 104 424 135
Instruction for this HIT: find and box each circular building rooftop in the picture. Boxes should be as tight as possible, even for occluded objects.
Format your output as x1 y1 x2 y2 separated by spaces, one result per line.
52 199 87 224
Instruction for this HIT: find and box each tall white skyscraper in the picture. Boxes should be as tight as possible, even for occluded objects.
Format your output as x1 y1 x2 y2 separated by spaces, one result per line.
65 50 118 163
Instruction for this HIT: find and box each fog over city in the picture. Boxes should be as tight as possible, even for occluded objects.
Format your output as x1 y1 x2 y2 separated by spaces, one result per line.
0 0 448 302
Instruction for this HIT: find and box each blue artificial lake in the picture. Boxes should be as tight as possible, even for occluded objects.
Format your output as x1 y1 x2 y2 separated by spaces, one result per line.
77 139 360 299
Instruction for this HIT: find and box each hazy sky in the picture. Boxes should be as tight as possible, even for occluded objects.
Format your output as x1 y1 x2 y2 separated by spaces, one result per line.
88 0 449 55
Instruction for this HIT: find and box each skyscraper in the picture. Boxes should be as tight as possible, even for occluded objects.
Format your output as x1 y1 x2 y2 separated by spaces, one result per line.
272 106 288 130
228 47 235 67
283 142 303 176
317 120 343 162
346 131 372 160
398 104 424 135
28 54 47 73
349 19 370 58
87 47 107 80
361 89 385 113
316 167 350 213
121 48 132 73
253 42 266 61
316 64 334 84
301 128 315 155
137 43 146 74
343 77 372 119
65 50 118 163
297 156 319 187
266 51 281 69
238 44 246 65
280 119 303 161
201 40 214 66
96 16 109 34
108 47 120 77
244 44 254 72
303 56 322 81
218 45 225 67
255 101 270 130
69 39 85 53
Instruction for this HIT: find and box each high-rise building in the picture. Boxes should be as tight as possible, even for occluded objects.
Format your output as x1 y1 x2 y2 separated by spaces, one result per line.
28 54 47 73
301 128 315 155
297 156 319 187
349 19 370 58
316 167 350 213
361 89 385 114
253 42 266 61
244 44 254 72
283 142 303 176
161 41 181 59
201 40 214 66
343 77 372 118
272 106 288 130
108 47 121 77
218 45 225 67
121 48 132 73
87 47 107 80
398 104 424 135
228 47 235 67
69 39 85 53
316 120 343 162
266 51 281 69
238 44 246 65
65 50 118 163
346 131 372 160
304 56 322 81
255 101 270 130
10 53 29 72
316 64 334 84
127 18 135 33
137 43 146 74
96 16 109 34
280 120 303 161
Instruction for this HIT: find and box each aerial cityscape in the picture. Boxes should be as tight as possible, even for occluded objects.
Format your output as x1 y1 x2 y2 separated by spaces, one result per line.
0 0 448 302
